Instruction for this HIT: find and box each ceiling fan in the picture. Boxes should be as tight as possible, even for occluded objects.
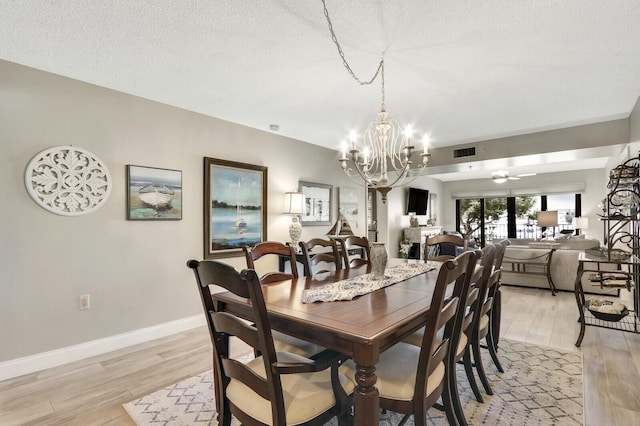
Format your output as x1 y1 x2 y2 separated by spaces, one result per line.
491 170 536 183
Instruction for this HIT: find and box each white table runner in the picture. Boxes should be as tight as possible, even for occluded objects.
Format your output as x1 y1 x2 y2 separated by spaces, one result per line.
301 263 436 303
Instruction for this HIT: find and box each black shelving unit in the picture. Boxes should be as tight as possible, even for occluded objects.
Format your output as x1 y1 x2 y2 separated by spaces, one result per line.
574 154 640 347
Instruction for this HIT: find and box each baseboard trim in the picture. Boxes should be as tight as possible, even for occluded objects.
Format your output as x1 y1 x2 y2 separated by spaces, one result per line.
0 315 205 382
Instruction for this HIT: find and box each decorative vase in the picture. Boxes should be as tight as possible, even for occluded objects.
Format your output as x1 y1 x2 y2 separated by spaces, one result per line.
289 216 302 249
370 242 388 280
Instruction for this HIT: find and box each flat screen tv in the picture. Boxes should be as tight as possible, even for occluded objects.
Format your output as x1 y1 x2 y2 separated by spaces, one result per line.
406 187 428 215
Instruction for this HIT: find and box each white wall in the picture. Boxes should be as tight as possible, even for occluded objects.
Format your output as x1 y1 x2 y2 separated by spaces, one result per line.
0 60 361 366
377 178 443 257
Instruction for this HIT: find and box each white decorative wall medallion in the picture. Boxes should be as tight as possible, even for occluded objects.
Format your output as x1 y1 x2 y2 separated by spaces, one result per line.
24 146 112 216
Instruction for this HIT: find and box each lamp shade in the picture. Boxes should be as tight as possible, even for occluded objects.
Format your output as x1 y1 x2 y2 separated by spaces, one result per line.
284 192 305 215
574 217 589 229
537 210 558 227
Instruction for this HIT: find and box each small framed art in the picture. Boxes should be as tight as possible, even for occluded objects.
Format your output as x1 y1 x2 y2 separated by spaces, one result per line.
126 165 182 220
299 181 332 226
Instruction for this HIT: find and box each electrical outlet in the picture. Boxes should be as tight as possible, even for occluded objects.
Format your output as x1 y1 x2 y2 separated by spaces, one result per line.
79 294 90 310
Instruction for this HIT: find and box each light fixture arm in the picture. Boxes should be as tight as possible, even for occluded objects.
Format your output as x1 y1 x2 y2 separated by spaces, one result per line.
324 0 431 203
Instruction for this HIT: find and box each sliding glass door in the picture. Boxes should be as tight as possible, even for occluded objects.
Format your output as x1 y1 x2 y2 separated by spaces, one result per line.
457 193 578 246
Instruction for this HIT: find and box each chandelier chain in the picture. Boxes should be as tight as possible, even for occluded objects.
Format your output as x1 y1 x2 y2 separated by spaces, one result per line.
321 0 386 107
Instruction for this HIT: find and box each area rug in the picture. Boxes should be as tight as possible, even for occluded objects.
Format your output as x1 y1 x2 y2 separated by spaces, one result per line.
123 339 583 425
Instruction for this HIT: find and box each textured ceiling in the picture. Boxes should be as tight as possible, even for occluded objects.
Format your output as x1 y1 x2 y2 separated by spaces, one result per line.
2 1 640 180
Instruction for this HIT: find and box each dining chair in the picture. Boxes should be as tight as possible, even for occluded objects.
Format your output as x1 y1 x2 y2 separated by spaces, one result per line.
402 250 483 425
450 243 495 406
338 235 371 269
468 245 504 399
243 241 323 357
299 237 341 277
491 238 510 350
341 251 475 426
186 259 354 426
243 240 299 284
424 234 468 261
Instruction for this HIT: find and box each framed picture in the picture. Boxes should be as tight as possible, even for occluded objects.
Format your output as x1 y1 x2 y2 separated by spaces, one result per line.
299 181 332 226
126 165 182 220
338 187 359 229
204 157 267 258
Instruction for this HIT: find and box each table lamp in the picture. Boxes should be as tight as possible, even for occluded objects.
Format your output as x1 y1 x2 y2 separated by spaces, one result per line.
284 192 305 249
574 216 589 237
537 210 558 241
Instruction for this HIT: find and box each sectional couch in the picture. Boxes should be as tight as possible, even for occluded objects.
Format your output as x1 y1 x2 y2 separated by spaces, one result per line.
500 236 616 295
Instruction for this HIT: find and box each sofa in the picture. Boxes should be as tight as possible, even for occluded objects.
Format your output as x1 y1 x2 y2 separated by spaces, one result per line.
500 236 616 295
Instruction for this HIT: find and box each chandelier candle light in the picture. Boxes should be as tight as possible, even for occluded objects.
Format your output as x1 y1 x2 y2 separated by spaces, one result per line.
323 0 430 204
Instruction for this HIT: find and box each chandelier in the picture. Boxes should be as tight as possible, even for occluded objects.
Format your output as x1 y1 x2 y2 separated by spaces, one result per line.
322 0 430 204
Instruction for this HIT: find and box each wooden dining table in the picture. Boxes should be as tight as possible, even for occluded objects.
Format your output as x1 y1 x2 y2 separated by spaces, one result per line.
213 259 441 425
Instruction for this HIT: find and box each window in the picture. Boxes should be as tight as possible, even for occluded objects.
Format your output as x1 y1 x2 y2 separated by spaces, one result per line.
457 193 580 246
547 193 577 234
515 196 540 239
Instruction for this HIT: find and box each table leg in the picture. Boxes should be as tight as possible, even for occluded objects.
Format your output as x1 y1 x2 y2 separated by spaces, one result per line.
354 363 379 426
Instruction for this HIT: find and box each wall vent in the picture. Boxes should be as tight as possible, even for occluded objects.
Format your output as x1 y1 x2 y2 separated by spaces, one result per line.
453 146 476 158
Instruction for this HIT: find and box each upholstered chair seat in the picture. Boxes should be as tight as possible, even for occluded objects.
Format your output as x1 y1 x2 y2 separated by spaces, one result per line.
341 343 444 402
228 351 356 426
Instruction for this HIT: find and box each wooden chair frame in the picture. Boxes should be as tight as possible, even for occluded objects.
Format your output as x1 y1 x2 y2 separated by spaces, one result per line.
373 252 475 426
467 245 504 400
491 239 510 349
243 241 298 284
299 238 341 277
424 234 468 261
187 259 352 426
338 235 371 269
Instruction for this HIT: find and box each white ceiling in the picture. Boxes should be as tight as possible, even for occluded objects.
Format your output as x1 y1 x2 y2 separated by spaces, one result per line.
2 1 640 181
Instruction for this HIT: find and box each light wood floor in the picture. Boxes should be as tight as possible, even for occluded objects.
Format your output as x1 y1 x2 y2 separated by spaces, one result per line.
1 286 640 425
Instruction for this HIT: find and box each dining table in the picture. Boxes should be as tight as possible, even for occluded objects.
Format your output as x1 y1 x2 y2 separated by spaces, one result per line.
213 258 442 425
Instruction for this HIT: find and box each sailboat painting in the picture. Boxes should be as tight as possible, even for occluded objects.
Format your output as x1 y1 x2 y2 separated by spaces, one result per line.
205 158 267 258
338 187 359 230
127 165 182 220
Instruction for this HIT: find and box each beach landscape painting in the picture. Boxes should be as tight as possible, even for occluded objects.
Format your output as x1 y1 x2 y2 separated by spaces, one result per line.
127 165 182 220
204 157 267 258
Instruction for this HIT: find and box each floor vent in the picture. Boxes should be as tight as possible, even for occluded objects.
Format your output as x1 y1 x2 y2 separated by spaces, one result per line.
453 146 476 158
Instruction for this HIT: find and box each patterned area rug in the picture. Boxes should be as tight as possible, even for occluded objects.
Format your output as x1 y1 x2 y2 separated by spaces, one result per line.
123 339 583 425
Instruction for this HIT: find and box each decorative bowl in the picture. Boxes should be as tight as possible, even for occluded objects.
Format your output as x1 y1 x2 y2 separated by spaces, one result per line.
586 300 629 322
608 249 631 262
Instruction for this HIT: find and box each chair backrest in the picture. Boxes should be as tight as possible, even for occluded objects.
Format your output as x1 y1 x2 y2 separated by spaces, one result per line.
413 251 473 405
446 250 483 362
479 244 497 285
424 234 468 261
493 239 510 272
471 244 498 336
299 238 341 277
187 259 350 425
185 259 286 425
243 241 298 284
338 235 371 269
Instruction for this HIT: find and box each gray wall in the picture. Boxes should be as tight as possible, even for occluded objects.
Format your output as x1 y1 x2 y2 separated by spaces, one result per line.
630 95 640 146
0 60 362 363
2 58 636 371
